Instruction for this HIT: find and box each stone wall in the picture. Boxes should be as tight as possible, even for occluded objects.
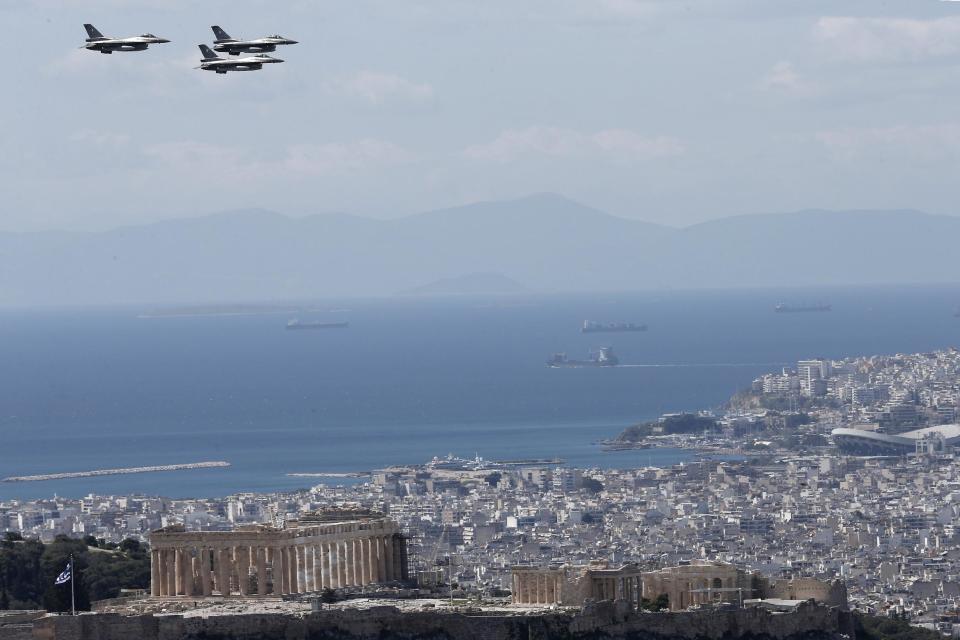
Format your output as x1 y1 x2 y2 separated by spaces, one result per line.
15 601 855 640
764 579 848 608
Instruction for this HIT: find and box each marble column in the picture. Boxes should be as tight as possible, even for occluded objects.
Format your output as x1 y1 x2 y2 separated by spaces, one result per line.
282 546 293 594
366 538 376 584
273 546 285 595
151 549 161 596
311 546 321 591
359 538 370 584
296 545 307 593
291 546 300 594
335 541 345 588
276 546 286 595
257 548 268 596
304 545 312 591
325 542 335 588
201 548 212 597
284 546 294 595
286 546 296 594
211 548 220 596
358 538 369 585
383 535 394 582
343 539 355 586
174 549 184 595
210 548 220 594
237 546 250 596
304 545 313 592
180 548 193 596
321 542 331 589
190 556 199 597
165 550 177 597
377 536 388 583
373 536 387 582
218 548 231 595
159 549 168 596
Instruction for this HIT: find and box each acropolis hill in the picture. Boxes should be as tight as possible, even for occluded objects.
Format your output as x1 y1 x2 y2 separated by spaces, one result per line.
6 600 854 640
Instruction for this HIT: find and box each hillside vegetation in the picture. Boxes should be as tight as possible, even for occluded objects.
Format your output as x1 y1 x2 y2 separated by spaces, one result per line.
0 533 149 612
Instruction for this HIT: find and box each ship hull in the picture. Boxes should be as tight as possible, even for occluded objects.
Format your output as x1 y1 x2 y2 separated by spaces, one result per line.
286 322 349 330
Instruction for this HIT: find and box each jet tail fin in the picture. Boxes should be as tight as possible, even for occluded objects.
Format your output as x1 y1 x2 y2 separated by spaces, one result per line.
198 44 220 60
211 26 233 41
84 23 105 39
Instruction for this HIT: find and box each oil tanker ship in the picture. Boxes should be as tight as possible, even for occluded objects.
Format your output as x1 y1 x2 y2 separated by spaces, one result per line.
774 303 831 313
548 346 619 368
286 319 350 330
581 320 647 333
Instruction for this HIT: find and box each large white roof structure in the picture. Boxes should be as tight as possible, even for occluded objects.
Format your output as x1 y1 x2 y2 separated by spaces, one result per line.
832 424 960 456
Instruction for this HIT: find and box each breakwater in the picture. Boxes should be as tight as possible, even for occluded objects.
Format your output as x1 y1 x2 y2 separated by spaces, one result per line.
21 601 855 640
2 462 230 483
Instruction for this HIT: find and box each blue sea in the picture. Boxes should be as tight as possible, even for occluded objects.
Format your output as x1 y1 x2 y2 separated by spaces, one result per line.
2 285 960 501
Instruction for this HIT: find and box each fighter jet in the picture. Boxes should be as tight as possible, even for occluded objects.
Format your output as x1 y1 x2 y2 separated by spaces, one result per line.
195 45 284 73
81 24 170 53
211 26 297 56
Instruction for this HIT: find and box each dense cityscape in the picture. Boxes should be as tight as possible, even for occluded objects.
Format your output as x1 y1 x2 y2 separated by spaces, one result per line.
5 348 960 635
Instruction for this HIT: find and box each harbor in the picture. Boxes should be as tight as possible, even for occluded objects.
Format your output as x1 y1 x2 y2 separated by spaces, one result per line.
2 461 231 483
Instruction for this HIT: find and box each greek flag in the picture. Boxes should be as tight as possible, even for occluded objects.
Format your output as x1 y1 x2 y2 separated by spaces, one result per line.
54 562 71 585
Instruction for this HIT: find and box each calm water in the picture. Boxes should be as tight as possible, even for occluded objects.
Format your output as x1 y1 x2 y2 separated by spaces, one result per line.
2 285 960 500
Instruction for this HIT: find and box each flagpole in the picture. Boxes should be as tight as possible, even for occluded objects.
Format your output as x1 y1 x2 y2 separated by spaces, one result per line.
70 554 75 616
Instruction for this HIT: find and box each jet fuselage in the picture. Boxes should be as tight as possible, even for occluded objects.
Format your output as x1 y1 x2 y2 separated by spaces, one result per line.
84 34 170 53
198 53 284 73
212 35 297 56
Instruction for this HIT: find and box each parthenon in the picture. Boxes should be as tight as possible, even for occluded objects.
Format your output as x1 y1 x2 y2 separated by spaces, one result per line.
149 509 408 597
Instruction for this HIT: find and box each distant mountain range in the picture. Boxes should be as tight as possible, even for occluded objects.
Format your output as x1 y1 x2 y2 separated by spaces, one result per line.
3 193 960 306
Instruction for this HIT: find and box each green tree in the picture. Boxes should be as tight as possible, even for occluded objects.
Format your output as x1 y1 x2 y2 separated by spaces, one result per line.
42 537 90 613
855 613 938 640
118 539 141 554
0 535 149 611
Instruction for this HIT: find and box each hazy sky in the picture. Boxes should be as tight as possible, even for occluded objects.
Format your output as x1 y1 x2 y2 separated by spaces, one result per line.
4 0 960 231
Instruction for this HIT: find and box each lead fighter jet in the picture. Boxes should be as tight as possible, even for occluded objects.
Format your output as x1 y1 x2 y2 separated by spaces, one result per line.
81 24 169 53
211 26 297 56
195 44 284 73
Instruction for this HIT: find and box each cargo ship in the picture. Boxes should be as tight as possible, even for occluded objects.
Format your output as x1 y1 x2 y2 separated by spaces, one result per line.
548 346 619 368
581 320 647 333
286 319 350 330
774 303 831 313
